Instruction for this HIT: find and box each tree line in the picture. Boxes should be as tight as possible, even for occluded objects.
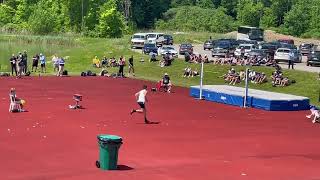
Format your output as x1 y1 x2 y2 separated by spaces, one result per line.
0 0 320 38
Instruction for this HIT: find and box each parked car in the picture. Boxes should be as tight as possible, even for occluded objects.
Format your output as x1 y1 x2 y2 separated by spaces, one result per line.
258 42 279 57
131 33 147 49
146 33 165 47
299 43 314 55
277 39 295 45
160 46 178 57
279 43 297 50
179 43 193 55
211 41 236 57
163 34 173 45
247 49 267 60
234 44 256 57
203 40 215 50
274 48 294 63
307 49 320 66
291 49 302 63
236 40 258 45
143 43 158 55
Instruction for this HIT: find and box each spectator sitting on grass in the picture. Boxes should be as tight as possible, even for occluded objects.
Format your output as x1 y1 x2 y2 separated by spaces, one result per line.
101 56 109 68
255 72 267 84
110 57 117 67
183 67 192 78
150 52 157 62
203 54 209 63
92 56 101 68
192 68 199 77
224 68 236 82
229 72 240 85
239 70 246 81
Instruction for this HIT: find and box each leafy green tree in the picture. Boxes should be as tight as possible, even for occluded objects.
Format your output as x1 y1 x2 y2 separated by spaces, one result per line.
28 1 58 34
237 0 264 27
0 4 15 25
282 0 312 36
260 7 276 28
97 7 126 38
156 6 234 33
196 0 215 8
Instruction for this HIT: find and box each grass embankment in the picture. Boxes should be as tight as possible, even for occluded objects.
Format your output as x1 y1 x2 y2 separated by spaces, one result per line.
0 34 319 106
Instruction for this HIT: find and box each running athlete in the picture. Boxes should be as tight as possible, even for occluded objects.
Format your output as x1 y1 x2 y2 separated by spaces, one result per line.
130 85 150 124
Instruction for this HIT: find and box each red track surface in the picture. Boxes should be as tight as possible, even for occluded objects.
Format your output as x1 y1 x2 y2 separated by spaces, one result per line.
1 77 320 180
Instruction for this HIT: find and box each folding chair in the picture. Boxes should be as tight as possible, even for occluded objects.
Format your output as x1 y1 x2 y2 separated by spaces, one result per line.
9 94 22 113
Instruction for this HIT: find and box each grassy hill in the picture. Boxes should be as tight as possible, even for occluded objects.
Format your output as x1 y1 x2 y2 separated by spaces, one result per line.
0 34 319 106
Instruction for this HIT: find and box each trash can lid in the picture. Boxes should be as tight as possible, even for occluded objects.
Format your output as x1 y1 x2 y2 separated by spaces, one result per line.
97 134 122 143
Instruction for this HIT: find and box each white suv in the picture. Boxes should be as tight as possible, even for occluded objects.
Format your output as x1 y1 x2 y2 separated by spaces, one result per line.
131 33 147 49
274 48 294 63
234 44 255 57
146 33 165 47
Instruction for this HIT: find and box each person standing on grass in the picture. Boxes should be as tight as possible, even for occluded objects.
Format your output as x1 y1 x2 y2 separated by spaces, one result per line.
52 55 59 72
118 56 125 77
32 54 39 72
128 55 135 76
9 54 17 76
130 85 150 124
16 55 24 78
22 51 28 74
40 53 46 73
57 57 65 76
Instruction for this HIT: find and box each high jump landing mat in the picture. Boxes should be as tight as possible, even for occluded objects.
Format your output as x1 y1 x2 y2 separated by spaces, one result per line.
190 85 310 111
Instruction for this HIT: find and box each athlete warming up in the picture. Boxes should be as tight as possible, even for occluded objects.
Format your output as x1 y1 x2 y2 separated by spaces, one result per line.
130 85 150 124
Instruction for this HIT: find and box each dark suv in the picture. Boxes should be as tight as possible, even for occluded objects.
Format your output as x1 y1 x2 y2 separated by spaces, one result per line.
179 43 193 55
143 43 158 55
163 35 173 45
307 49 320 66
299 43 314 56
211 41 236 57
203 40 215 50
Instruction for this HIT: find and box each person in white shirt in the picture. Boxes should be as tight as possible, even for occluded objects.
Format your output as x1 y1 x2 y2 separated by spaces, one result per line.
306 105 319 123
130 85 150 124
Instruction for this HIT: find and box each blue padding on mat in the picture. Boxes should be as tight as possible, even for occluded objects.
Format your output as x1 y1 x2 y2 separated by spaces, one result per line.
190 85 310 111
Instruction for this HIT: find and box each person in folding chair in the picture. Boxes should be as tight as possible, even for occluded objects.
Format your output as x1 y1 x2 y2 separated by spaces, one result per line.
9 88 26 112
157 73 172 93
306 105 319 123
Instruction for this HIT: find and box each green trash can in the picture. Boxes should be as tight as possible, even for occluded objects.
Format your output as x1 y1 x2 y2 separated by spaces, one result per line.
96 134 123 170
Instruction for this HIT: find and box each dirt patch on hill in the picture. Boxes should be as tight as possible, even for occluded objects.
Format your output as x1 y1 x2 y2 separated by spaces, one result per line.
264 30 320 45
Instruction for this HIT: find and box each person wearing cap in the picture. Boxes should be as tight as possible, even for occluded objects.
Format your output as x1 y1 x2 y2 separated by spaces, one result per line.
306 105 319 123
40 53 46 73
9 54 17 76
160 73 172 93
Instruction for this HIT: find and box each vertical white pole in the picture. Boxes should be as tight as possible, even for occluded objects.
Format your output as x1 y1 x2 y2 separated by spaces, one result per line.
199 61 204 100
244 68 249 108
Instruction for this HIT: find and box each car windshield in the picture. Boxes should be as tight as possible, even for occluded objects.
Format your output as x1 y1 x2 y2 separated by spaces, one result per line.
147 34 156 38
133 35 145 39
181 44 192 48
145 44 156 48
215 42 230 48
277 49 291 53
163 47 174 50
311 51 320 57
164 35 172 39
239 45 251 49
301 44 312 48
